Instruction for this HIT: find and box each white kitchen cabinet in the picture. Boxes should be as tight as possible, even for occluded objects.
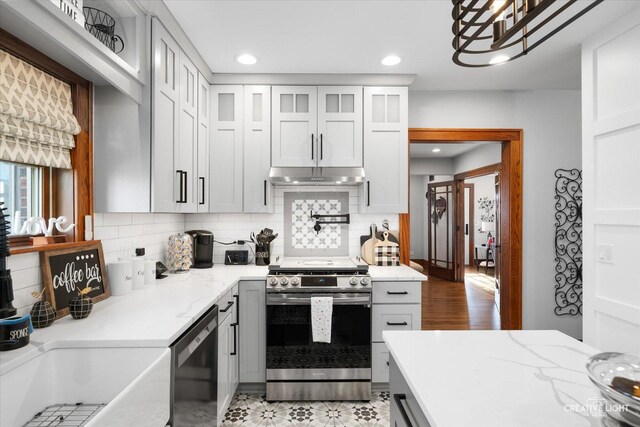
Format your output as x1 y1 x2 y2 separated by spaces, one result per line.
371 280 421 385
317 86 363 167
196 73 210 212
217 285 239 425
177 52 198 213
217 310 231 425
151 18 205 213
151 19 180 212
243 86 274 213
210 85 244 212
239 281 266 383
361 87 408 213
271 86 318 167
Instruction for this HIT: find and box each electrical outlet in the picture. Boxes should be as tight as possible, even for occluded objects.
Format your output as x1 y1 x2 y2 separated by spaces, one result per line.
597 244 613 264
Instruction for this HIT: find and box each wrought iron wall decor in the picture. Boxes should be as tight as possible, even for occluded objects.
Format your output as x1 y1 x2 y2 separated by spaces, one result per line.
554 168 582 316
83 7 125 54
451 0 604 67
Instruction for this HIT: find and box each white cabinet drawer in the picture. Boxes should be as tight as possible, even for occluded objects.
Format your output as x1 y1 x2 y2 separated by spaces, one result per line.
372 342 390 383
373 282 421 304
218 287 236 322
372 304 421 342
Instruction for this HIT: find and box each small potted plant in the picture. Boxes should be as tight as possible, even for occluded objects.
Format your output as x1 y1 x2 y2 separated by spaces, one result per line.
69 286 93 320
30 290 56 328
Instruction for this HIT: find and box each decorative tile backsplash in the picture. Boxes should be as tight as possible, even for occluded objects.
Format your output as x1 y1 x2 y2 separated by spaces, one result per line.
285 192 350 257
292 198 341 249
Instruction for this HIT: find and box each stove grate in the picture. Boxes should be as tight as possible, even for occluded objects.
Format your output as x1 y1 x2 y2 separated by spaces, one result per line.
23 403 107 427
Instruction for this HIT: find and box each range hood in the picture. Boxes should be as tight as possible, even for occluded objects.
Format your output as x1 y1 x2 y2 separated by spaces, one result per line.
269 167 365 186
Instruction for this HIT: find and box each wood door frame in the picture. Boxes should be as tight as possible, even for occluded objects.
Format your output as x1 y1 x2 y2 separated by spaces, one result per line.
464 183 475 268
401 128 523 330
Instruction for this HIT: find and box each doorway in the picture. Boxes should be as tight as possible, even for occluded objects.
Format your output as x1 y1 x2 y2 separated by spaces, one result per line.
401 129 523 330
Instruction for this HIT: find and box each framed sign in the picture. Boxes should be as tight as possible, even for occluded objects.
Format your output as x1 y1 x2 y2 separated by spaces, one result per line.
40 242 110 319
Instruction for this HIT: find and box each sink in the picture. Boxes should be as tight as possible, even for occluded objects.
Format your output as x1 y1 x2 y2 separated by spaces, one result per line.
0 345 170 427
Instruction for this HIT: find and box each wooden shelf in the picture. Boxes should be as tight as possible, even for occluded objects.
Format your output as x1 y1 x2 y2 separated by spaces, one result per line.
10 240 100 255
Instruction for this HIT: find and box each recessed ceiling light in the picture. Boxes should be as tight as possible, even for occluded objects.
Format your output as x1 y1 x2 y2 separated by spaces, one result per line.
236 54 258 65
381 55 402 66
489 54 510 65
432 148 441 153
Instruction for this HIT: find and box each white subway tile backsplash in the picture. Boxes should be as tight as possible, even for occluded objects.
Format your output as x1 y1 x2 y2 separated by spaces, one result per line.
94 226 119 240
102 213 132 226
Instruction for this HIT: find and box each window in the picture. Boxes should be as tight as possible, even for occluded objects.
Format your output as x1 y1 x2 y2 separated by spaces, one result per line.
0 161 42 235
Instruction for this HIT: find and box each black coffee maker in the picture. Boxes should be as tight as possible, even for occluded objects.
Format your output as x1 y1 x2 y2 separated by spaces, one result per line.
186 230 214 268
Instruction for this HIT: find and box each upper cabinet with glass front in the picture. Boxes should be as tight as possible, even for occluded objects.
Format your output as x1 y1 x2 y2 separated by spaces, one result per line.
271 86 363 168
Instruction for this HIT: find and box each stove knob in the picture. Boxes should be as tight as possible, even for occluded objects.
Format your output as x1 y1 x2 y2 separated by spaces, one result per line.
280 277 289 286
290 276 300 286
268 277 279 286
349 277 359 286
360 277 370 286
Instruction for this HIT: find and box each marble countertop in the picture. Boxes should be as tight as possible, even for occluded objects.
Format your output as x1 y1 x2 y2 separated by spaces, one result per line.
1 263 425 374
384 330 607 427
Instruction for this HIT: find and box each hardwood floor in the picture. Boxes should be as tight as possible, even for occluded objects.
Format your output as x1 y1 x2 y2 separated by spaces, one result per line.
415 262 501 330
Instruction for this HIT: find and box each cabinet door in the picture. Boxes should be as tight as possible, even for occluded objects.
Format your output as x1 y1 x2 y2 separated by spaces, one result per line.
217 313 231 423
243 86 273 213
317 86 363 167
230 286 239 394
210 85 243 212
177 52 198 213
361 87 408 213
239 281 266 383
271 86 317 167
196 73 210 212
151 18 179 213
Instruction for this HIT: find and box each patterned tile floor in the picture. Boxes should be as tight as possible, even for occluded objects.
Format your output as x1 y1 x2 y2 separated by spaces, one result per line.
222 392 390 426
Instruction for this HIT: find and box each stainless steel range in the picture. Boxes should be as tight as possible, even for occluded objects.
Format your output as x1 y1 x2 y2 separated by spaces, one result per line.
266 257 371 401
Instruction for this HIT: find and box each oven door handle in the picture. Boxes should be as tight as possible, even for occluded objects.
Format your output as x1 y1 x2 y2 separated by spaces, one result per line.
266 293 371 305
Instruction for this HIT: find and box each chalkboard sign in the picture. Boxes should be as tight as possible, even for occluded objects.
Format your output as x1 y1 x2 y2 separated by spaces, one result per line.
40 242 110 319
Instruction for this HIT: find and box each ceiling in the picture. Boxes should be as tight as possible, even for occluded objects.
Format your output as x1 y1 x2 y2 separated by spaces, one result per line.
164 0 639 91
410 141 496 158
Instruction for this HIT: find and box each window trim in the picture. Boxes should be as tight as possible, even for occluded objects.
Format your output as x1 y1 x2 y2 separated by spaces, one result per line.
1 28 94 254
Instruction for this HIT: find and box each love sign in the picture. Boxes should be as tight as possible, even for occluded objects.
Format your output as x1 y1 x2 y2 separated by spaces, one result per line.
41 242 110 319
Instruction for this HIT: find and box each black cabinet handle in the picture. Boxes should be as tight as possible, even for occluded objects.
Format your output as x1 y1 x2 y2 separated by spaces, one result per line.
367 181 371 206
233 294 239 324
183 171 188 203
320 133 323 160
394 394 417 427
311 134 314 160
386 361 389 366
199 177 205 205
176 170 184 203
387 291 408 295
263 180 267 206
230 322 238 355
387 321 408 326
465 224 469 235
220 300 234 312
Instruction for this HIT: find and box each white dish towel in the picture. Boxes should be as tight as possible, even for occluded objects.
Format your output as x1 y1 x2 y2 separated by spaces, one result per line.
311 296 333 343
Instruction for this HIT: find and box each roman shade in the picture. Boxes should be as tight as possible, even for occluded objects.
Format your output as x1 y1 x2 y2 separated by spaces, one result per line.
0 49 81 169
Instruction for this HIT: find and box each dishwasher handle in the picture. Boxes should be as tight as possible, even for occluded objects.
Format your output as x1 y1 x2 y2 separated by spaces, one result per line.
176 317 218 368
394 394 422 427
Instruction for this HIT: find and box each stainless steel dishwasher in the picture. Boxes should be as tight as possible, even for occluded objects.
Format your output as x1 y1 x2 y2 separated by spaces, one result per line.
170 304 218 426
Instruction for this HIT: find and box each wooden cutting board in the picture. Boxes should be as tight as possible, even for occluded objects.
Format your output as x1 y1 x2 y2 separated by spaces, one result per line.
360 224 379 265
360 227 400 264
374 231 399 249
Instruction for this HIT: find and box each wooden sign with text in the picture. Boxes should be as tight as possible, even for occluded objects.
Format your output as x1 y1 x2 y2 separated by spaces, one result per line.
41 242 110 319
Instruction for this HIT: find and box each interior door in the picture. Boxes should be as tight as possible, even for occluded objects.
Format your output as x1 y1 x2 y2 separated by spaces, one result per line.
427 181 456 281
271 86 318 167
317 86 363 167
494 173 501 312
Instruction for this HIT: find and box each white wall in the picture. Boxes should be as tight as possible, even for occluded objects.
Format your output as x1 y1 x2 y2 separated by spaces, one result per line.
466 174 496 249
453 144 501 174
410 158 454 175
409 90 583 339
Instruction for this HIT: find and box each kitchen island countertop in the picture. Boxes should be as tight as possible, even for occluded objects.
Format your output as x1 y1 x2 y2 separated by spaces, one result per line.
383 330 611 427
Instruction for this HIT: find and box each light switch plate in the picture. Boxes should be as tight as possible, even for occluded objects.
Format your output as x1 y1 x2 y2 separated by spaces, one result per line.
597 244 613 264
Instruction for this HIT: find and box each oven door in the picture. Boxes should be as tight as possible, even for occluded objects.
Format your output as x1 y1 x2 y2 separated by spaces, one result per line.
266 291 371 382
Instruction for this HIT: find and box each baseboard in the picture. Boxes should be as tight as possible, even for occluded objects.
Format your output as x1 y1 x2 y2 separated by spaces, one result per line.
372 382 389 392
238 382 267 394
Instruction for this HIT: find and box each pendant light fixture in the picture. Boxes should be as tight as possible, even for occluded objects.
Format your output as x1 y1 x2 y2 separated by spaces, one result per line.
452 0 604 67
